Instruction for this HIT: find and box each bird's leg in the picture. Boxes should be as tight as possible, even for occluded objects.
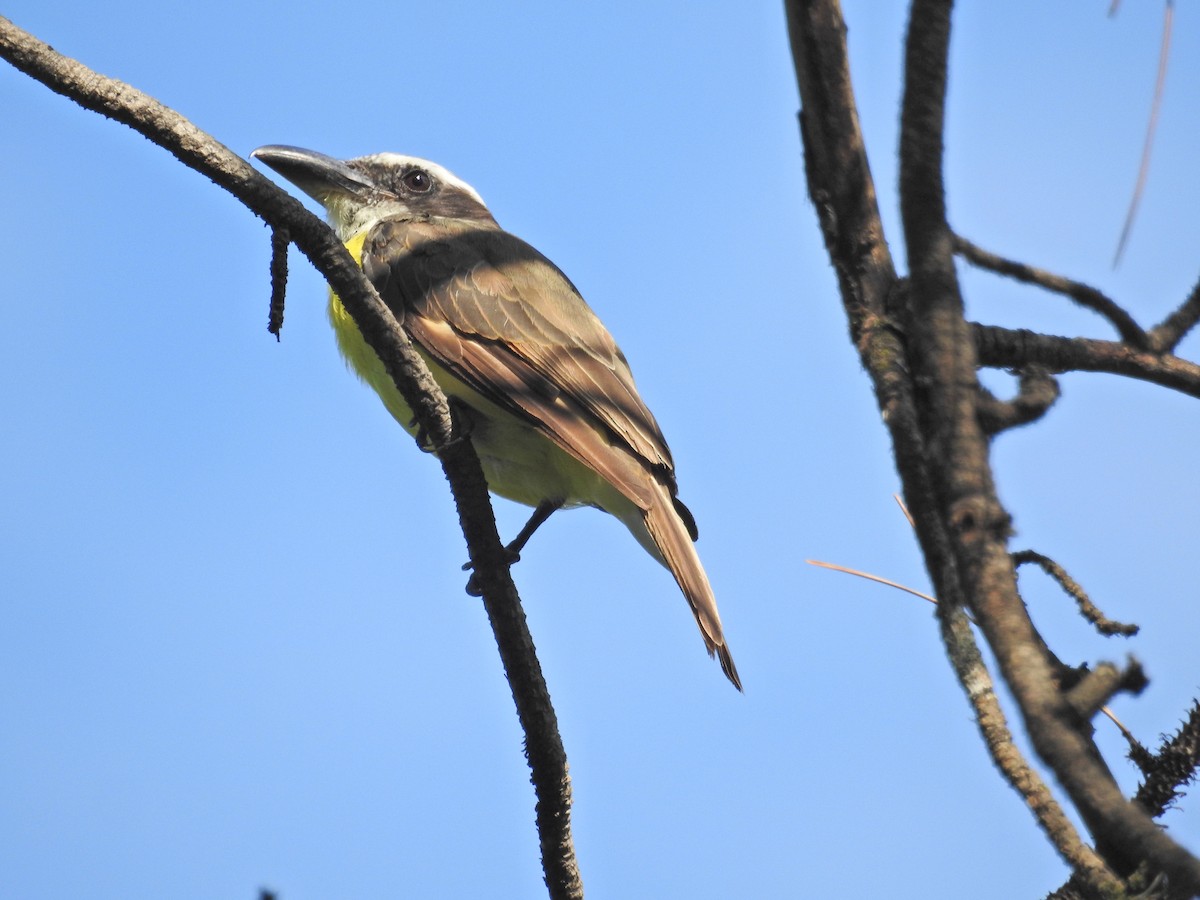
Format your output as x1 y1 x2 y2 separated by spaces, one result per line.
463 499 564 596
505 499 564 558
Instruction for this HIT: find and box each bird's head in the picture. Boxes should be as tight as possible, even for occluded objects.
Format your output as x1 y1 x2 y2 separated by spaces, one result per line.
251 145 495 240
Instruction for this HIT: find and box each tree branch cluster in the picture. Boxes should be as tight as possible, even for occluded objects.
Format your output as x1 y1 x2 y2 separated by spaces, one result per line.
787 1 1200 897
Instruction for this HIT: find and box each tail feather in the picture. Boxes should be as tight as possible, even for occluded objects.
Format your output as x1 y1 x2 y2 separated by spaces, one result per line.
641 485 742 692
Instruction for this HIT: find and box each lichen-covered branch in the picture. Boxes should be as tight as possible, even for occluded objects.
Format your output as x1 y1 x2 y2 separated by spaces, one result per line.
940 606 1113 883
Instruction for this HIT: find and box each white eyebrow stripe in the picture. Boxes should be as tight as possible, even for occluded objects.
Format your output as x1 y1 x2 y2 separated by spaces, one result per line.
356 153 487 207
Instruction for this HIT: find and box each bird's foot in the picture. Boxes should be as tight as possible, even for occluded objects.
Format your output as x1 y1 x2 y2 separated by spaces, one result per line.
408 400 475 454
408 416 436 453
461 546 522 596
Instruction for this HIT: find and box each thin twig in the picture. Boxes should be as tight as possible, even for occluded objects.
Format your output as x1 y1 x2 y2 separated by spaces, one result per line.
809 548 1132 736
1113 0 1174 267
1148 273 1200 353
268 226 289 340
1012 550 1139 637
954 234 1148 347
975 367 1060 435
806 559 936 605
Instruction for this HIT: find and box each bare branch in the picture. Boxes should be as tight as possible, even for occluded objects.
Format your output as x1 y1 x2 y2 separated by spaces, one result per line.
267 226 289 340
1063 661 1149 724
1148 274 1200 353
785 0 897 339
898 0 1199 889
0 16 582 898
787 1 1121 891
954 235 1149 348
976 368 1060 436
1013 551 1140 637
974 323 1200 400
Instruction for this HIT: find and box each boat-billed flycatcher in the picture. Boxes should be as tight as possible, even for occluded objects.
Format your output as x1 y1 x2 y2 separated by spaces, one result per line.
252 145 740 690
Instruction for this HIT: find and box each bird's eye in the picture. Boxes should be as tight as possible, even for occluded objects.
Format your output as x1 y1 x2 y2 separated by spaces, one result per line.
401 169 433 193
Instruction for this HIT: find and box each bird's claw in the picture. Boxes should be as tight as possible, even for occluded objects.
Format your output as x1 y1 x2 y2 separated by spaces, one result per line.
408 417 436 453
410 400 475 454
462 547 522 596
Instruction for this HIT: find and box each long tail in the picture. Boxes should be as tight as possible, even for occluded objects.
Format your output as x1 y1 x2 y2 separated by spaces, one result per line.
640 483 742 691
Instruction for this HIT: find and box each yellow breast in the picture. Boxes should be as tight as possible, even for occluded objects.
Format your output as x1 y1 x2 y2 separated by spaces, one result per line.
325 232 632 521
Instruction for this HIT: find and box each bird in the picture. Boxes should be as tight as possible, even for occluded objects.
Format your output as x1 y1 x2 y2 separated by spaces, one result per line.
251 145 740 690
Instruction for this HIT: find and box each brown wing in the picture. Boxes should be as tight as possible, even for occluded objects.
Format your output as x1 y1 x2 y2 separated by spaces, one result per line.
362 215 681 512
362 215 735 687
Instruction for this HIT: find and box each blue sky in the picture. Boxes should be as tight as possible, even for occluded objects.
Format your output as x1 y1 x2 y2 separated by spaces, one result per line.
2 3 1198 898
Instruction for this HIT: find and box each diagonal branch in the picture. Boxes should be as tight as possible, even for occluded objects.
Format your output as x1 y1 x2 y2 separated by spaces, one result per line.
786 1 1122 891
0 15 582 899
939 605 1112 882
1148 273 1200 353
898 1 1200 891
899 5 1128 889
